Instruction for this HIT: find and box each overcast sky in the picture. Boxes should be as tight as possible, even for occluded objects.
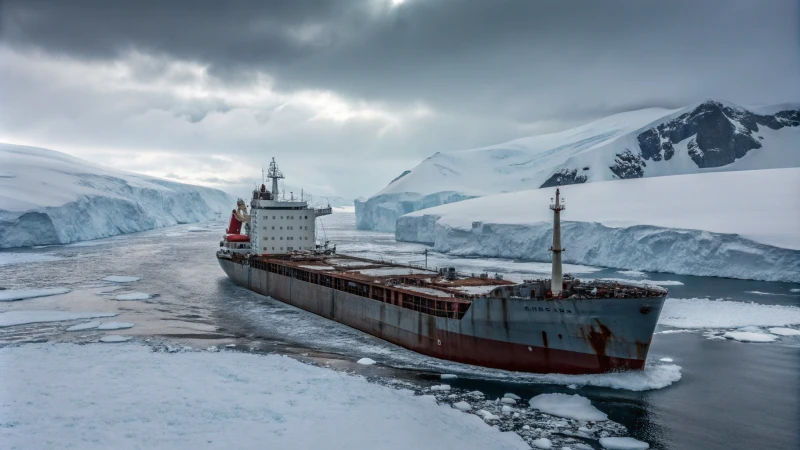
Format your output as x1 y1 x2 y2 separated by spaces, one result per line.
1 0 798 199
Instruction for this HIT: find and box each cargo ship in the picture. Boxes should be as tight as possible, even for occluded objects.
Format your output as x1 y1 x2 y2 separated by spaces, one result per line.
217 158 667 374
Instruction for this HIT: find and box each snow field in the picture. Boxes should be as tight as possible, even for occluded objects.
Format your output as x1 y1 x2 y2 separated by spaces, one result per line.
0 287 70 302
0 343 530 450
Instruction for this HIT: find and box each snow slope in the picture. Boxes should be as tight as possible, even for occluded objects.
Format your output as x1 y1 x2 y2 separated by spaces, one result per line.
358 101 800 231
0 343 528 450
396 168 800 282
0 143 233 248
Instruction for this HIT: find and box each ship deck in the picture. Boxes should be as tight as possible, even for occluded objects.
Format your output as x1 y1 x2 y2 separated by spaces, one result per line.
253 253 514 302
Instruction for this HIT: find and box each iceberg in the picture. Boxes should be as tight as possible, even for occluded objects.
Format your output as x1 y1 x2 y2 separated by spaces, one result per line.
0 143 233 248
396 169 800 282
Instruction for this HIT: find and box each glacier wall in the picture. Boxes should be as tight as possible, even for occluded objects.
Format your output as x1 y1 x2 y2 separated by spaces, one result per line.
355 191 476 232
396 215 800 283
0 178 232 248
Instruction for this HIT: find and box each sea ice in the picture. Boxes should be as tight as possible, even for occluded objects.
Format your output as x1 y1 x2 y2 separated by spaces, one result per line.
599 436 650 449
0 311 117 328
477 410 500 421
0 287 70 302
532 437 552 449
0 253 62 266
0 343 529 449
103 276 141 283
503 393 521 400
431 385 451 391
357 357 377 365
616 270 646 277
441 374 458 379
791 289 800 293
500 397 516 404
529 394 608 421
97 322 135 330
722 331 778 343
654 329 695 335
66 321 101 331
600 278 684 286
768 327 800 336
659 298 800 329
99 335 133 343
522 363 681 392
659 357 673 362
115 292 152 301
453 401 472 411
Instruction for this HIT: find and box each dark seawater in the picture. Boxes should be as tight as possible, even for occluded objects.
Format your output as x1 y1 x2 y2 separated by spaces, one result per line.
1 211 798 450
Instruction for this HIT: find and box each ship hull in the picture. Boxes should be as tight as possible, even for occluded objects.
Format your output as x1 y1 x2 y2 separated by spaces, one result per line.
218 257 665 374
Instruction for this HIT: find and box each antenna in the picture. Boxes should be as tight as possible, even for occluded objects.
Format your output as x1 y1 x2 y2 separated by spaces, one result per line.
267 157 285 197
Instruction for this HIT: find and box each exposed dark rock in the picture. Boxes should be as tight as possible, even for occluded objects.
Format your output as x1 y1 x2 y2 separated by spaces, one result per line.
610 150 645 179
636 101 799 169
388 170 411 185
539 168 588 188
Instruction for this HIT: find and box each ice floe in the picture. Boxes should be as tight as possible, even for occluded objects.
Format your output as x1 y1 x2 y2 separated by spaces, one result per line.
99 335 133 343
659 357 674 362
0 288 70 302
0 343 530 449
441 374 458 379
600 278 684 286
722 331 778 343
599 436 650 449
431 385 451 391
659 298 800 329
0 253 62 266
357 357 377 365
654 329 694 335
532 437 552 449
528 394 608 422
768 327 800 336
453 401 472 411
103 276 141 283
96 322 134 330
66 321 101 331
616 270 646 277
114 292 152 301
0 311 117 328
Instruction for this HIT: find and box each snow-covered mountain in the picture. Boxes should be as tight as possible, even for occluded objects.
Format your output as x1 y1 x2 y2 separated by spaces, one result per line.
357 100 800 231
0 143 233 248
396 168 800 282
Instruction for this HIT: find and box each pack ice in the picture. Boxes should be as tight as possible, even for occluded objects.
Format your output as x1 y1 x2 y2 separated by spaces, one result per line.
0 143 233 248
357 100 800 231
396 169 800 282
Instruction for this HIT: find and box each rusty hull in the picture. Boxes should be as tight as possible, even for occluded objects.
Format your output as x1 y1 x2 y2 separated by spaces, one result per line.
218 257 666 374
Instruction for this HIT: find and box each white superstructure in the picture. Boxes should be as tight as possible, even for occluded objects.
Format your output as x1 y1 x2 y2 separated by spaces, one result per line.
247 158 331 256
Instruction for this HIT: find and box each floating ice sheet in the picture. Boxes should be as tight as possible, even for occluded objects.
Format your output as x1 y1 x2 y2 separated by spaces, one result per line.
97 322 134 330
659 298 800 329
99 335 133 343
722 331 778 343
357 357 376 365
0 253 62 266
768 327 800 336
103 276 141 283
0 311 117 328
0 288 70 302
114 292 151 301
0 343 530 450
528 393 608 421
66 321 101 331
599 436 650 449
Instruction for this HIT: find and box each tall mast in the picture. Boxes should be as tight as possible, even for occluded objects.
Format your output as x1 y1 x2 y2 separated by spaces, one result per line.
267 157 285 198
549 188 565 296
